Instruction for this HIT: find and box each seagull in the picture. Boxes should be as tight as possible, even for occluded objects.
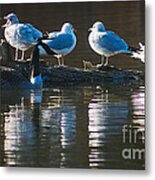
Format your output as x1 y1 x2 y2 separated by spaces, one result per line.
3 13 43 61
88 21 137 66
0 44 43 89
131 42 145 63
0 40 55 89
39 22 77 66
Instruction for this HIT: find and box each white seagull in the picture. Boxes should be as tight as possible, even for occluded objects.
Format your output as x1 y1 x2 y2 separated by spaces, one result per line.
131 42 145 63
88 21 137 66
3 13 43 61
39 22 77 66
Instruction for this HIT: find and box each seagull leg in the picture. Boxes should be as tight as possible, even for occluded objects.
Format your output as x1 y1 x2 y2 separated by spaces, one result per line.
101 56 105 65
21 51 25 61
61 56 65 66
104 57 109 66
15 48 18 61
58 57 61 66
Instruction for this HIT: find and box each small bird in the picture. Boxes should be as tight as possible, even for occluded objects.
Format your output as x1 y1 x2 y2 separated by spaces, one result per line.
2 13 43 61
88 21 137 66
39 22 77 66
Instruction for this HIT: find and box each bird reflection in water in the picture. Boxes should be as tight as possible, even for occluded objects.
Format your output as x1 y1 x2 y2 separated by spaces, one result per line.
131 86 145 141
2 85 145 168
88 86 129 168
3 89 43 166
3 88 76 167
40 88 76 167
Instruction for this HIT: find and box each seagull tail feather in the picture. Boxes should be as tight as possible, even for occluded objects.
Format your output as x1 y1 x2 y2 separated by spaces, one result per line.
130 42 145 63
128 46 140 53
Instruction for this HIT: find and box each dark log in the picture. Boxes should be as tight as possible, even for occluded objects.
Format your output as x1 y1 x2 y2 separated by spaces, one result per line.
0 39 144 89
0 40 14 65
0 66 29 89
41 66 144 87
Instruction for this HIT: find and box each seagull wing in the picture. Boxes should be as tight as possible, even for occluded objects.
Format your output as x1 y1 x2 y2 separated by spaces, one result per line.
48 31 59 39
17 23 42 44
45 33 74 50
99 31 128 52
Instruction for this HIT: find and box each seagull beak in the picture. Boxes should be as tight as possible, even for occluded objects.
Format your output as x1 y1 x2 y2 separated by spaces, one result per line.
73 28 77 33
3 14 10 20
4 16 8 20
88 27 93 32
1 20 9 28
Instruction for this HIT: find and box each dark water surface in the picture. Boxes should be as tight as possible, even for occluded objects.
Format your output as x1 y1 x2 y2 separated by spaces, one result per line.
0 84 145 169
0 1 145 169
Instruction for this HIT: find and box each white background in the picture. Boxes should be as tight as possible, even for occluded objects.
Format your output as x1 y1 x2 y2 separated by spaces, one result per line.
0 0 154 179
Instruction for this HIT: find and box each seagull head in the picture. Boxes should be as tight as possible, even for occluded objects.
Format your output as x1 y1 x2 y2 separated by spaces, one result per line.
89 21 106 32
61 22 75 34
2 13 19 27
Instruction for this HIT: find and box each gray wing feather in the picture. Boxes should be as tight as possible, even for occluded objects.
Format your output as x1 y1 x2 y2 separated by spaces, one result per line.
99 31 128 52
17 24 42 44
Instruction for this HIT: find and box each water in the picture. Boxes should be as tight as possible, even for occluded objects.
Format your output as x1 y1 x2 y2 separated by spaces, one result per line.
0 1 145 169
0 84 145 169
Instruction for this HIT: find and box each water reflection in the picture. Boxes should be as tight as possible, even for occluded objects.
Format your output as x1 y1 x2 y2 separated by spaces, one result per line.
2 88 77 167
40 90 76 167
0 0 145 169
3 90 42 166
1 85 145 169
88 87 129 168
131 86 145 141
30 90 43 105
